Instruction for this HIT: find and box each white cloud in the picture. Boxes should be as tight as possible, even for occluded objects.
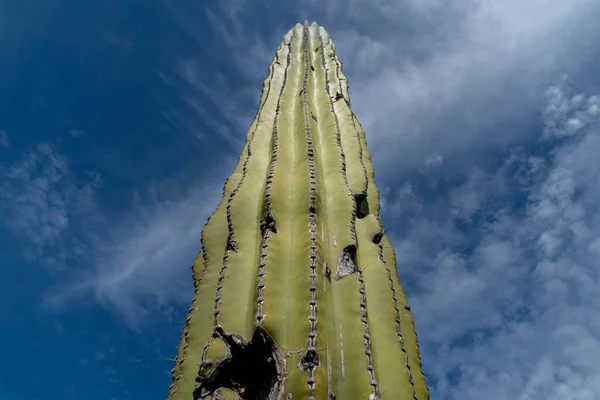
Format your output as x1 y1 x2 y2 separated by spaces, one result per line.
0 139 232 328
424 153 444 168
387 86 600 398
290 0 598 177
543 86 600 138
0 144 101 268
178 0 598 181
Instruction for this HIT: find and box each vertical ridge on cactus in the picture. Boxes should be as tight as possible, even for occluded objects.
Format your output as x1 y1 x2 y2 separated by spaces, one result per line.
168 21 429 400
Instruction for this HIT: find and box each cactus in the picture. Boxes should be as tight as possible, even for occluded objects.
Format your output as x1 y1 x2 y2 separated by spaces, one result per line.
168 21 428 400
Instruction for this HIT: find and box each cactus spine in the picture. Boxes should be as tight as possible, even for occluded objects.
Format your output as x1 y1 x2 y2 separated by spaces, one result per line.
169 21 429 400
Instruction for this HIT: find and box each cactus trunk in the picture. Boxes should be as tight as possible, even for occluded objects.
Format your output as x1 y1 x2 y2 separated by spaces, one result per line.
169 21 428 400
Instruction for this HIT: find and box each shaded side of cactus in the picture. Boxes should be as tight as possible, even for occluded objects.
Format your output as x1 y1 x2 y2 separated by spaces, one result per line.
168 21 429 400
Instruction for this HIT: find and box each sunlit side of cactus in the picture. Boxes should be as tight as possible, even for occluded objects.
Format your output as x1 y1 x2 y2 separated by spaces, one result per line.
169 21 429 400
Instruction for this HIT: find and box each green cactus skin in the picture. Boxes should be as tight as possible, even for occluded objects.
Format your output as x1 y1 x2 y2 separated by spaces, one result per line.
168 21 429 400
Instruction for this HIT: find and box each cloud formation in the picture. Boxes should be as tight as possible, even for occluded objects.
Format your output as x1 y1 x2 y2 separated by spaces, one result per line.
0 139 232 328
306 0 600 177
0 144 101 268
40 159 235 328
173 0 599 180
386 86 600 398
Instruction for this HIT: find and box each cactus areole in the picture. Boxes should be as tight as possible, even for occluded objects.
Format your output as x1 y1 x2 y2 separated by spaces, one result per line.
169 22 429 400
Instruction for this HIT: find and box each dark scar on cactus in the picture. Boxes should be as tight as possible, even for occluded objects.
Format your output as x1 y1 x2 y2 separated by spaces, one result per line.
298 347 320 371
260 212 278 235
354 193 369 218
193 326 284 400
226 237 238 252
371 231 383 245
334 245 358 280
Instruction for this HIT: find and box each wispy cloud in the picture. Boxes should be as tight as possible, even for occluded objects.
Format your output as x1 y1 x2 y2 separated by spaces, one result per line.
424 153 444 168
163 0 283 151
0 131 10 147
0 144 101 268
0 137 233 328
69 128 85 138
42 158 235 328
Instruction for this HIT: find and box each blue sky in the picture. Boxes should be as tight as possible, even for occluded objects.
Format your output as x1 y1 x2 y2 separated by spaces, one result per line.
1 1 600 399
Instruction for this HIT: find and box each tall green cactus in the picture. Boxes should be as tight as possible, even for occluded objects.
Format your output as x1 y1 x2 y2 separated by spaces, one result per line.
168 21 428 400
